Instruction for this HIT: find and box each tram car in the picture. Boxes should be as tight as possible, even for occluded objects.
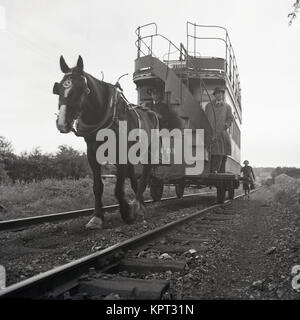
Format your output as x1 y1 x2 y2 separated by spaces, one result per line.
133 22 242 203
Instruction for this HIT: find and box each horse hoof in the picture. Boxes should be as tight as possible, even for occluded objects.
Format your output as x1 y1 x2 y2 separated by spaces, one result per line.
120 201 136 224
130 200 146 221
86 216 104 230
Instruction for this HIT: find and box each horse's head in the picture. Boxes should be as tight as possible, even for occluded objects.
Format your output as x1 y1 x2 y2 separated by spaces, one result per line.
53 55 90 133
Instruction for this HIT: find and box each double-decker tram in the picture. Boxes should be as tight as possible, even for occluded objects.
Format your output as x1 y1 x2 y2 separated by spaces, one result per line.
133 22 242 203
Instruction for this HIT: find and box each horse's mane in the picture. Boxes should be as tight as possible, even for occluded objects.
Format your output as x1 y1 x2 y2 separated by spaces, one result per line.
84 72 110 101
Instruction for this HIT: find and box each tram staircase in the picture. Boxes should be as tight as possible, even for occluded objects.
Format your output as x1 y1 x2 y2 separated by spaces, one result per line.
136 55 213 143
136 55 214 178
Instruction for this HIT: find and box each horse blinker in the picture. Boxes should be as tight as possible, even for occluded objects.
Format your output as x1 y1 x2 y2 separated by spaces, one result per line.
53 82 60 95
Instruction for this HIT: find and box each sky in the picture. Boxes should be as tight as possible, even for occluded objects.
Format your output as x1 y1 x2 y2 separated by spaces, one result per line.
0 0 299 167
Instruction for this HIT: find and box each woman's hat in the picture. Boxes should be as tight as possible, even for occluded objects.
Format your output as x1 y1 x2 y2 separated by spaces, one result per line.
213 87 225 95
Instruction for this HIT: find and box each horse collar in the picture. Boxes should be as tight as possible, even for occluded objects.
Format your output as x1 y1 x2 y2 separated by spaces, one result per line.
73 84 120 137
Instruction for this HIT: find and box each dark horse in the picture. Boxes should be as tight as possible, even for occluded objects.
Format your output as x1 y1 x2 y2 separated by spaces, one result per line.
53 56 158 229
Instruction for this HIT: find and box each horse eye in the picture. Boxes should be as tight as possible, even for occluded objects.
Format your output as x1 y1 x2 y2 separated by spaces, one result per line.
63 79 72 88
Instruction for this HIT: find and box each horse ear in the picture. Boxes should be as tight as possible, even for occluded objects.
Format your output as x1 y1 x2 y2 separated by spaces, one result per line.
77 55 84 72
60 55 70 73
53 82 60 95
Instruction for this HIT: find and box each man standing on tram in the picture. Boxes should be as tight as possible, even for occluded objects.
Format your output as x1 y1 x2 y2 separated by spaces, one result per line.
205 87 233 173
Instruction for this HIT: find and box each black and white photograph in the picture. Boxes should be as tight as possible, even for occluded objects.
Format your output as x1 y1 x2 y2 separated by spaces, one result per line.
0 0 300 305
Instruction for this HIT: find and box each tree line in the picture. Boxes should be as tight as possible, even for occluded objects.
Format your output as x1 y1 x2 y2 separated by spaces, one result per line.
0 136 93 184
271 167 300 180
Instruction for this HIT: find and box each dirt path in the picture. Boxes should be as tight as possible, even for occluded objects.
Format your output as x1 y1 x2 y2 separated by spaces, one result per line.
185 188 300 299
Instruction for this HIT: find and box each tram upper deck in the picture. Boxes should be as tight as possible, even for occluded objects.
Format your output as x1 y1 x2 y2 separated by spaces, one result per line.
133 22 242 120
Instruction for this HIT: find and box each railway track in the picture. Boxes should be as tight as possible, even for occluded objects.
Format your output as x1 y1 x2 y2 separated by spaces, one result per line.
0 189 259 299
0 191 215 232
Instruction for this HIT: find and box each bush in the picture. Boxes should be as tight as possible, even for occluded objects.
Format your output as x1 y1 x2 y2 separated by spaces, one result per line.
271 167 300 180
1 142 92 183
271 180 300 211
273 189 293 206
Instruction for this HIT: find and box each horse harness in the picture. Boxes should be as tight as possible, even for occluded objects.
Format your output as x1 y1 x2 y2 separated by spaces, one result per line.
72 78 154 138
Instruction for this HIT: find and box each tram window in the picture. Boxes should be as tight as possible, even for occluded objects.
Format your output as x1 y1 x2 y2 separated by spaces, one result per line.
137 85 166 103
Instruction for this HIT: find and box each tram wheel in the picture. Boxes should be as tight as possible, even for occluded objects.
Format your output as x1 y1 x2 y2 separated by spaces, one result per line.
217 185 226 203
150 178 164 202
175 183 185 198
228 188 235 200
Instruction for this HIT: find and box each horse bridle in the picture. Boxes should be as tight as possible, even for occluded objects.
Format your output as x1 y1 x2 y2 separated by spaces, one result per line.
55 73 140 137
71 82 124 137
64 73 91 96
53 73 90 105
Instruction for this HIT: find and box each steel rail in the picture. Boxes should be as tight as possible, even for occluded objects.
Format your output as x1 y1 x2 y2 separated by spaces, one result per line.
0 191 215 232
0 189 259 298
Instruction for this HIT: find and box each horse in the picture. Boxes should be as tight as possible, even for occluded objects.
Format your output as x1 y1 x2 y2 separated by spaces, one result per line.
53 55 158 230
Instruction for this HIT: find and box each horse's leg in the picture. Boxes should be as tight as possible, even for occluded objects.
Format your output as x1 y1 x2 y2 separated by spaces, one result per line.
131 164 151 220
115 164 134 224
128 164 138 194
86 143 105 230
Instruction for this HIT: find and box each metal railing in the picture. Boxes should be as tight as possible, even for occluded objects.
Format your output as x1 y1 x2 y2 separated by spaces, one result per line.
135 23 187 67
186 22 241 106
134 22 241 110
